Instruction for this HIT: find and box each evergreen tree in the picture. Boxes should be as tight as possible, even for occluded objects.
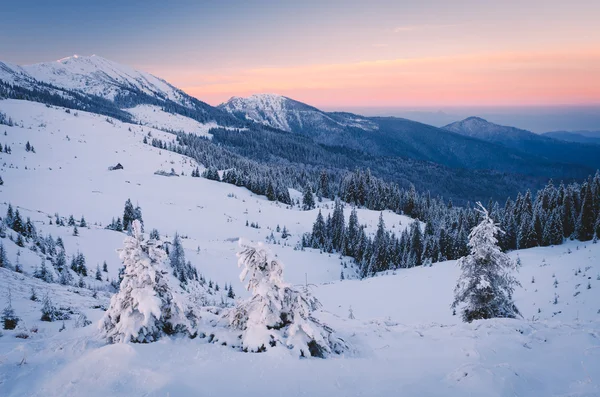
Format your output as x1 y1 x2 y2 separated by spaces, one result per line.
318 170 329 200
169 233 198 284
311 210 326 248
34 259 54 283
40 294 59 322
100 221 195 343
227 284 236 299
452 203 521 322
0 242 11 269
227 240 346 357
2 290 19 330
95 264 103 281
576 183 595 241
302 185 315 210
330 199 345 252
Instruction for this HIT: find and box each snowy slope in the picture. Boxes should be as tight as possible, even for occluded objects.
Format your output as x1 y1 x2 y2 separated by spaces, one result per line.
0 99 411 288
0 55 192 107
1 98 599 396
1 237 598 397
219 93 378 133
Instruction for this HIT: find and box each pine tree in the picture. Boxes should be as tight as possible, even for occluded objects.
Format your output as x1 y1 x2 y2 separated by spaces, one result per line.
95 264 103 281
2 289 19 330
452 203 521 322
576 183 595 241
311 210 327 248
123 199 136 231
227 240 346 357
169 233 197 284
318 170 329 200
100 221 195 343
0 242 11 269
330 199 345 252
302 185 315 210
227 284 236 299
41 294 58 322
34 259 54 283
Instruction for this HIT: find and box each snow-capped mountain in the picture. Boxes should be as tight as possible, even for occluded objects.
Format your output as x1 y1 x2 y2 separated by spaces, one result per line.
443 116 600 170
0 55 243 129
218 93 378 134
0 55 191 107
443 116 538 142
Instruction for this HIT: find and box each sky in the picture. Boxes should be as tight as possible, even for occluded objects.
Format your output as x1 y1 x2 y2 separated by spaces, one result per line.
2 0 600 118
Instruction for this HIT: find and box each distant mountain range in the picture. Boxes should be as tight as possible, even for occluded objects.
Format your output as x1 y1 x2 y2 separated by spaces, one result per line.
221 95 599 177
443 117 600 171
542 130 600 145
2 55 599 203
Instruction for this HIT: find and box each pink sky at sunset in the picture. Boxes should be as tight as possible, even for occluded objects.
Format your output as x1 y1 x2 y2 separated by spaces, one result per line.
4 1 600 109
157 47 600 107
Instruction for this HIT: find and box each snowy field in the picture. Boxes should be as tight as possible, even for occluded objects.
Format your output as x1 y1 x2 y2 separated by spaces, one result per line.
1 98 599 396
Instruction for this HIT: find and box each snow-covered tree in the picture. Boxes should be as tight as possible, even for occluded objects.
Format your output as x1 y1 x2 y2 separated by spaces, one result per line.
452 203 521 322
100 221 195 343
2 289 19 330
169 233 198 284
227 240 347 357
302 185 315 210
33 259 54 283
0 241 12 269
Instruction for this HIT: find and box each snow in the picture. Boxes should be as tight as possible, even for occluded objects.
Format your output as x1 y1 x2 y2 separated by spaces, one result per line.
219 93 378 133
1 55 192 107
126 105 216 137
0 97 599 396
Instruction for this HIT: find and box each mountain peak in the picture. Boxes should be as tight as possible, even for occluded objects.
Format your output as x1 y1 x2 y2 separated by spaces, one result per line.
462 116 490 123
218 93 378 134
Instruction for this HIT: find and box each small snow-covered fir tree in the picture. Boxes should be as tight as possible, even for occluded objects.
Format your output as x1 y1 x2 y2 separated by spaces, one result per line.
452 203 521 322
2 289 19 330
169 233 198 284
227 240 347 357
100 221 195 343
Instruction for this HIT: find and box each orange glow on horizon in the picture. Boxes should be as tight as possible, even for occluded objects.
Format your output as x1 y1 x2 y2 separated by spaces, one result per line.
155 48 600 107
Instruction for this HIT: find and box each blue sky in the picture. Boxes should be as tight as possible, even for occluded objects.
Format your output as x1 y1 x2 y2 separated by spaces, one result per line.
2 0 600 119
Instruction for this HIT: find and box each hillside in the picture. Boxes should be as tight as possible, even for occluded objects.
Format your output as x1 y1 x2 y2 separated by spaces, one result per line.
220 95 596 181
443 117 600 170
543 130 600 145
2 56 596 204
0 55 243 128
0 97 599 396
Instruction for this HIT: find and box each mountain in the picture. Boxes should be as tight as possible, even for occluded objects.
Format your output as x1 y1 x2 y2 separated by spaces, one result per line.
0 55 191 106
219 94 377 133
0 56 594 203
220 96 594 179
542 130 600 145
0 55 243 127
443 117 600 171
